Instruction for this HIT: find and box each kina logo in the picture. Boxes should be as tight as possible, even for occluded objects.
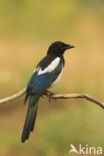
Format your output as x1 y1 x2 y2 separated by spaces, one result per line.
69 144 102 155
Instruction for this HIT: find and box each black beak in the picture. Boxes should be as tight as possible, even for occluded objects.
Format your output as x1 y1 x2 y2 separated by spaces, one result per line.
62 44 75 50
65 44 75 49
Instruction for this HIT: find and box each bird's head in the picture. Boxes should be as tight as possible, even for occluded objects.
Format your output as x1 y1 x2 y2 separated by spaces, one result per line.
47 41 75 56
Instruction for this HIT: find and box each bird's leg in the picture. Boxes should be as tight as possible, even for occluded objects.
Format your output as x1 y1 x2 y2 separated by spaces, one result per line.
41 95 45 98
45 90 56 102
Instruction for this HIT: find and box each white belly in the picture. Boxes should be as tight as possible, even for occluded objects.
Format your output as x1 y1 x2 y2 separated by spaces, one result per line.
50 70 63 88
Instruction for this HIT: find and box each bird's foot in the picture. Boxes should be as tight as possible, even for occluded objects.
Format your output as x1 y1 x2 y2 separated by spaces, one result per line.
45 90 56 102
41 95 45 98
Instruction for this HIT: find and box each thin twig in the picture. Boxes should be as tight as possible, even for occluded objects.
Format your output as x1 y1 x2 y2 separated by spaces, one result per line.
0 88 26 104
0 88 104 109
44 91 104 109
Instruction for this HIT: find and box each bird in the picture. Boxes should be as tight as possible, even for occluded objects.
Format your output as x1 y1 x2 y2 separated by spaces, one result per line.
21 41 74 143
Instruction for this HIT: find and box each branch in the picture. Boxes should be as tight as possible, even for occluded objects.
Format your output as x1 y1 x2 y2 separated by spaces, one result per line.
0 88 104 109
0 88 26 104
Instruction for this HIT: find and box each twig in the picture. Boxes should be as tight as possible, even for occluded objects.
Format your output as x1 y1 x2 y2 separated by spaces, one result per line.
0 88 104 109
45 91 104 109
0 88 26 104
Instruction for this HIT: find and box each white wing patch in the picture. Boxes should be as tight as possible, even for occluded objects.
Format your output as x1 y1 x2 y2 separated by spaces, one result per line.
33 57 60 75
33 57 63 88
38 57 60 75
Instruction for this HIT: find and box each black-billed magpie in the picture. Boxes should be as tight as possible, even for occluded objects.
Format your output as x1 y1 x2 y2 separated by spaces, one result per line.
21 41 74 142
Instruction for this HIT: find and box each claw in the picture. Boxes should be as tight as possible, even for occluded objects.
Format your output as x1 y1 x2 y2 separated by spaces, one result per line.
47 90 55 102
44 90 56 102
48 90 55 96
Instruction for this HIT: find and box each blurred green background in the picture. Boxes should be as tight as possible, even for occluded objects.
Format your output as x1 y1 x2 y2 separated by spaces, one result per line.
0 0 104 156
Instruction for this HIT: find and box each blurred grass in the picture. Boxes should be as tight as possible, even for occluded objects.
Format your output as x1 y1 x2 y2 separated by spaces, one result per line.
0 0 104 156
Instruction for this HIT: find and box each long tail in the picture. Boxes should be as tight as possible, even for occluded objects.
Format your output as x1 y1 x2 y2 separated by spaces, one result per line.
21 95 39 143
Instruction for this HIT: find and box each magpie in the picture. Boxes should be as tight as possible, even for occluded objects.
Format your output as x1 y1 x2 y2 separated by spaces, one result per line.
21 41 74 143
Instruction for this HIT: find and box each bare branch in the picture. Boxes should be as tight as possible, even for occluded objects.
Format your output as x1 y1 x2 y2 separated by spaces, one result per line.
0 88 104 109
0 88 26 104
44 91 104 109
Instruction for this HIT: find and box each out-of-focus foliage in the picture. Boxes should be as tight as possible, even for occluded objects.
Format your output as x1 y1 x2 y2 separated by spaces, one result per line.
0 0 104 38
0 0 104 156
